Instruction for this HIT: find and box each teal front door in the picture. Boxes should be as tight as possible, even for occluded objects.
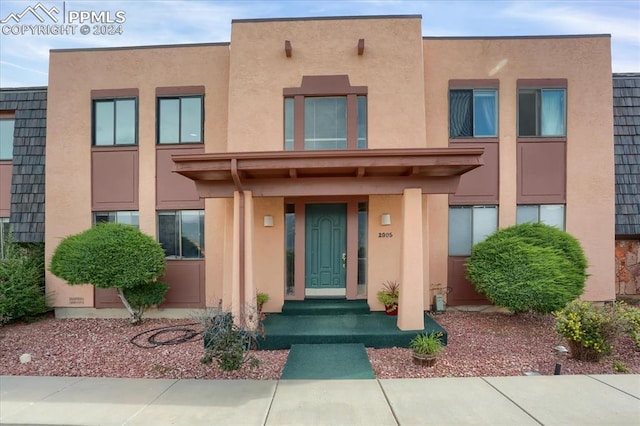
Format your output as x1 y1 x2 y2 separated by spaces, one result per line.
305 203 347 296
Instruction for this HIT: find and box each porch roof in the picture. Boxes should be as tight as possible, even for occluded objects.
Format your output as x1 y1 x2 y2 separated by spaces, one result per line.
172 148 484 198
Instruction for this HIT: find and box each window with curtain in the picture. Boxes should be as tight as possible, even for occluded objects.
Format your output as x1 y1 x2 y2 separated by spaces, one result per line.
518 88 566 137
157 96 203 144
0 118 15 160
93 99 137 146
449 89 497 138
517 204 565 230
448 205 498 256
157 210 205 258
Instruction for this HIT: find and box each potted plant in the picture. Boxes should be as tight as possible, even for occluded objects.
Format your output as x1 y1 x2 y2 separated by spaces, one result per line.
377 281 399 316
256 291 269 320
410 332 444 366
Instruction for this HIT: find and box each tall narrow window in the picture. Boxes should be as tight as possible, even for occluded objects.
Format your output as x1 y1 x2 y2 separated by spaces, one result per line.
158 96 203 144
518 89 566 137
357 202 368 295
449 89 497 138
357 96 367 149
93 99 137 146
158 210 205 258
448 206 498 256
284 98 294 151
0 118 15 160
285 204 295 295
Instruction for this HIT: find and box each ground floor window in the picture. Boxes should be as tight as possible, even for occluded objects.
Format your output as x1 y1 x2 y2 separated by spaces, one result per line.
517 204 565 230
158 210 204 258
93 211 139 227
448 205 498 256
285 204 295 296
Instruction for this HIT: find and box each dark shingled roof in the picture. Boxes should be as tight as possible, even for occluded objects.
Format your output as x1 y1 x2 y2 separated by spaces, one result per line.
614 73 640 237
0 87 47 243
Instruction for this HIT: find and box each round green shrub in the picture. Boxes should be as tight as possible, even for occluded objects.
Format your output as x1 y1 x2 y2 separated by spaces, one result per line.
50 223 168 323
50 222 166 290
466 222 587 314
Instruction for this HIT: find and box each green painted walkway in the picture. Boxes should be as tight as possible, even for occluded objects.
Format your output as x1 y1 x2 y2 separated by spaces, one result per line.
281 343 375 380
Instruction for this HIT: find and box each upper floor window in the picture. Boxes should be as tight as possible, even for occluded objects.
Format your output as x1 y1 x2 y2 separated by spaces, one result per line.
158 210 204 258
0 118 16 160
448 205 498 256
283 75 367 151
517 204 565 230
93 211 139 227
449 89 498 138
93 98 137 146
158 96 203 144
518 88 566 137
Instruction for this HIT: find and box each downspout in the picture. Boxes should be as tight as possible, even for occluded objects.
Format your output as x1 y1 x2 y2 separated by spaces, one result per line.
231 158 245 317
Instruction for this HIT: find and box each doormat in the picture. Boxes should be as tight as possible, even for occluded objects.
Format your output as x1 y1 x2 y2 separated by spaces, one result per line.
281 343 375 380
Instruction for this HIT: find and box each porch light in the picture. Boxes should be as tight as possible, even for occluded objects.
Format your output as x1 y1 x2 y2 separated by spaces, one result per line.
381 213 391 226
263 215 274 227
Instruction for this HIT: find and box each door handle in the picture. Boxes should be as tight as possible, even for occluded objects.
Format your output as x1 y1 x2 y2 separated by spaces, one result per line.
342 252 346 268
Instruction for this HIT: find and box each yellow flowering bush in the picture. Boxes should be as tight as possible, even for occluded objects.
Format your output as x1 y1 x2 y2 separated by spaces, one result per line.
617 303 640 348
554 300 621 362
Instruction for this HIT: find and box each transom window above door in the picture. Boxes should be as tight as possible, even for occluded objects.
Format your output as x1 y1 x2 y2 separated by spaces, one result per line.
283 75 367 151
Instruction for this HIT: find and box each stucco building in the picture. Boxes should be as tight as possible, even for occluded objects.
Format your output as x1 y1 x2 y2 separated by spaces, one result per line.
24 15 616 330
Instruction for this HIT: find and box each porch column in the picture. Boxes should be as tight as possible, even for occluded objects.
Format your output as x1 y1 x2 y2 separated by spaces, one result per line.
231 191 242 319
243 190 257 329
398 187 425 330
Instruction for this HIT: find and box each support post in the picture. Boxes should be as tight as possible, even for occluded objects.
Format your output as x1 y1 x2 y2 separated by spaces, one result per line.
398 188 425 330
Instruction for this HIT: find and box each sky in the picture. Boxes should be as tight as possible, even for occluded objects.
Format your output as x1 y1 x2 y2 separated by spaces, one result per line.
0 0 639 87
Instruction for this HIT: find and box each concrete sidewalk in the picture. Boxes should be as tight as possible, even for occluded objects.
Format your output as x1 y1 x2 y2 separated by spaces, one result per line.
1 374 638 425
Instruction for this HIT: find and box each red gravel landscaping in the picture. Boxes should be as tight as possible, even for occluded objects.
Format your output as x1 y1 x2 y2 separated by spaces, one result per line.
1 311 638 380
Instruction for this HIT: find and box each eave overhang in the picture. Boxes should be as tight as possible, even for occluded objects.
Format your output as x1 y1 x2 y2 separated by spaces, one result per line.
172 148 484 198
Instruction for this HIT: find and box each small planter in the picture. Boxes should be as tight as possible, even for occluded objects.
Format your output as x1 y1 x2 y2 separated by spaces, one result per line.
384 303 398 316
412 352 437 367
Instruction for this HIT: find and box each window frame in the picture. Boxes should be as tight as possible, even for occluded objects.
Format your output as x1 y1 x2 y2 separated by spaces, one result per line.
283 75 368 151
0 218 9 259
157 210 205 259
516 79 568 139
156 95 204 145
93 211 139 227
516 204 565 230
0 117 16 160
449 88 498 138
92 98 138 146
448 205 498 256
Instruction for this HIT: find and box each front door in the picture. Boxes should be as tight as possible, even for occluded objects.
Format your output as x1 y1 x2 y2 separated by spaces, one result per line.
305 203 347 297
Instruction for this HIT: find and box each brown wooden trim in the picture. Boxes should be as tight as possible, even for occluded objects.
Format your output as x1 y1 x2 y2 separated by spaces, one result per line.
195 176 464 198
91 146 138 153
357 39 365 55
285 40 292 57
284 75 367 96
0 111 15 118
449 138 499 144
449 79 499 88
517 137 567 143
517 79 567 88
156 86 205 96
91 88 139 99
